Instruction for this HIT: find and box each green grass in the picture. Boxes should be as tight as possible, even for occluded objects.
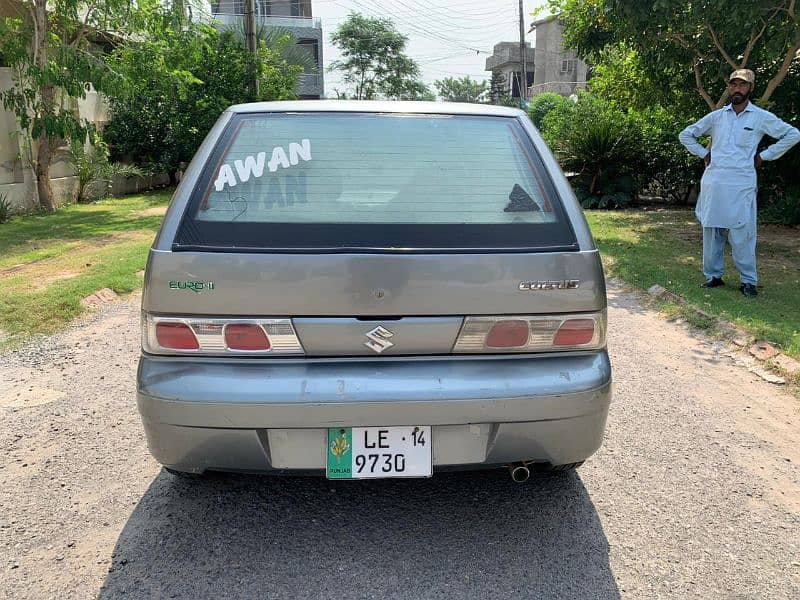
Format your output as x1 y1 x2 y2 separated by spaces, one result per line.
0 190 172 343
586 209 800 359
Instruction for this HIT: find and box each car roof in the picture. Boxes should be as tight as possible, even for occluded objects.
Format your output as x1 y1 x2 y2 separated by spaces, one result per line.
227 100 527 118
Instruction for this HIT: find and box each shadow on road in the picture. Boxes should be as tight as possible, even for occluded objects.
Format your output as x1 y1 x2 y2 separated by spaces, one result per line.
100 469 618 599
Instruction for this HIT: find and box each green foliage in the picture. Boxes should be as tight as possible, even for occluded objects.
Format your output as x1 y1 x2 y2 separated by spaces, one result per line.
549 0 800 108
539 94 641 208
759 183 800 226
0 0 156 210
527 93 571 128
541 94 641 203
489 71 510 105
574 172 635 209
434 76 489 103
0 194 11 224
630 107 704 204
105 15 303 177
330 12 427 100
66 138 145 202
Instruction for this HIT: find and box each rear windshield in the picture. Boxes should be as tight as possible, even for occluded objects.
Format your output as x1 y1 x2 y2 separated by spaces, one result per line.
175 112 576 252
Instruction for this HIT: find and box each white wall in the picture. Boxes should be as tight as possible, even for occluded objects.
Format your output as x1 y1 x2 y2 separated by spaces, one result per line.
0 71 112 212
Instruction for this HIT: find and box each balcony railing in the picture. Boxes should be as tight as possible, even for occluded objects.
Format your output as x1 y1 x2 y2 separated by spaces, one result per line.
210 2 321 28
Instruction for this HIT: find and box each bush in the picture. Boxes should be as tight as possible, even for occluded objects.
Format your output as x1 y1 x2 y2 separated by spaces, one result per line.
630 107 703 204
572 172 636 209
528 92 571 129
759 182 800 226
0 193 11 224
66 139 144 202
540 93 641 208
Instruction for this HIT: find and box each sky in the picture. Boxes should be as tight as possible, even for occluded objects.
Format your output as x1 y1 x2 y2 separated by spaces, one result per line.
312 0 548 98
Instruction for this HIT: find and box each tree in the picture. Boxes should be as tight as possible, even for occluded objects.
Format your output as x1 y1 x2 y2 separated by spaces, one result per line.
0 0 150 211
489 71 509 104
549 0 800 110
434 76 489 103
105 15 305 180
330 12 427 100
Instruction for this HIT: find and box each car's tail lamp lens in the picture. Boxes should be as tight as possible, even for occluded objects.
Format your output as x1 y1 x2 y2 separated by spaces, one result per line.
224 323 271 351
486 320 529 348
553 319 595 346
155 322 199 350
143 315 303 356
453 312 606 354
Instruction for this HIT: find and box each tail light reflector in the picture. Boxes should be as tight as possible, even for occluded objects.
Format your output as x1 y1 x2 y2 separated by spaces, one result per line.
453 312 605 353
143 315 303 356
553 319 595 346
224 323 271 351
486 320 529 348
155 322 199 350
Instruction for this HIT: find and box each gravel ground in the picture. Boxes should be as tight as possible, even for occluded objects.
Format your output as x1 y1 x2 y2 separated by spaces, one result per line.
1 281 799 599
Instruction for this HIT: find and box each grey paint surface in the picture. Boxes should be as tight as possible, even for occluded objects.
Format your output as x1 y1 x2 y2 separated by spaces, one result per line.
136 352 611 471
292 316 464 356
143 249 606 316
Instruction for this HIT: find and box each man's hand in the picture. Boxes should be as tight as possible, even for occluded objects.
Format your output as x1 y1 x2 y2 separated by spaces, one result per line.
754 154 763 168
704 152 711 167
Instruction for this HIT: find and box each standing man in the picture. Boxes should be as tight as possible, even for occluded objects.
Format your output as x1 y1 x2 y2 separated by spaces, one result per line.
679 69 800 297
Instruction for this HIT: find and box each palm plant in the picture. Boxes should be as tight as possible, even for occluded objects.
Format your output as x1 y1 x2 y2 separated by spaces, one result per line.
223 22 318 77
66 141 144 202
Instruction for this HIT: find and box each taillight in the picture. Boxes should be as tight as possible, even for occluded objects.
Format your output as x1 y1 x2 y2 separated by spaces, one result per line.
143 315 303 356
486 320 529 348
224 323 271 351
155 322 199 350
553 319 595 346
453 312 605 353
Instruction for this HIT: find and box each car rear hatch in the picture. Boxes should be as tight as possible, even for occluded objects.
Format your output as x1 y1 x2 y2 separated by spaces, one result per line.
142 109 606 358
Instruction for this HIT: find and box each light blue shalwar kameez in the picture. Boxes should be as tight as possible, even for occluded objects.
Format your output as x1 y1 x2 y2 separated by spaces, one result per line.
679 103 800 284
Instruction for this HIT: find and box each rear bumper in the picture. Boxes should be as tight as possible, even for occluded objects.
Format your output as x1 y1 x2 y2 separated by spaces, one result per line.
136 352 612 474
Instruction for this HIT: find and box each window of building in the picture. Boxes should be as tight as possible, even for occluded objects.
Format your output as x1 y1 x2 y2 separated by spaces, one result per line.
297 39 319 65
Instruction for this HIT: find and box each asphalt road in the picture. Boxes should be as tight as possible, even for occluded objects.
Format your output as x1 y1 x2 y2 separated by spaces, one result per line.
1 281 799 599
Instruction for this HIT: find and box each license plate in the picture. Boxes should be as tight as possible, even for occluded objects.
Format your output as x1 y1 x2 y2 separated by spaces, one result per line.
326 426 432 479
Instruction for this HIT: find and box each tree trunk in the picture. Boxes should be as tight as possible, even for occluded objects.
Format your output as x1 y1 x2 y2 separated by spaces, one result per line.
32 0 56 212
35 81 58 212
35 133 56 212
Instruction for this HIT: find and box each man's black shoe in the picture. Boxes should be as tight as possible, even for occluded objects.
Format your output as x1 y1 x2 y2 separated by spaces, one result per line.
740 283 758 298
701 277 725 288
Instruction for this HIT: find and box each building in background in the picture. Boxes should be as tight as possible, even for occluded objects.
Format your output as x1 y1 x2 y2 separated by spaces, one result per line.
485 41 535 100
528 15 588 98
210 0 324 99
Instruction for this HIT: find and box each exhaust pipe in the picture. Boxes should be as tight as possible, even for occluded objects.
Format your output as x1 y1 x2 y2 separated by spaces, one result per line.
509 462 530 483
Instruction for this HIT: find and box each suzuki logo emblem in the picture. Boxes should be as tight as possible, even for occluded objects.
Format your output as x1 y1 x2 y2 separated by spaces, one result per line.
364 325 395 354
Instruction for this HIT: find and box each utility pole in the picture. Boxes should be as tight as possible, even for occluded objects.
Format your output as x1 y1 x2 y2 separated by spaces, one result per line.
518 0 528 102
245 0 259 97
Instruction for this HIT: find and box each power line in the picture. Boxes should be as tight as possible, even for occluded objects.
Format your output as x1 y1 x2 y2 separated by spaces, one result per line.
334 0 496 53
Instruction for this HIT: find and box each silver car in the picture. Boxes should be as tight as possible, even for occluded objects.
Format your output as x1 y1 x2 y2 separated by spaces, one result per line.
137 101 611 482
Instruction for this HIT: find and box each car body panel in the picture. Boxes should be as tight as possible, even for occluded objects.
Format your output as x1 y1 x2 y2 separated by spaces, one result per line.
136 101 613 476
137 352 611 473
142 249 606 316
